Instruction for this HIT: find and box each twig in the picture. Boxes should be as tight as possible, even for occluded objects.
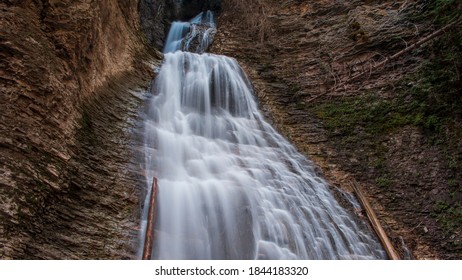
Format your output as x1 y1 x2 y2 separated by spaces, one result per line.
307 19 460 103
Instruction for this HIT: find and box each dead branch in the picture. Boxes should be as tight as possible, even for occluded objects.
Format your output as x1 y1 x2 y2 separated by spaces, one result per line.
307 19 460 103
350 180 400 260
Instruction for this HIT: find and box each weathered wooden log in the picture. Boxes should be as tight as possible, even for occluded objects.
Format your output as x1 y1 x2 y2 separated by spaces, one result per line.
142 177 159 260
350 180 400 260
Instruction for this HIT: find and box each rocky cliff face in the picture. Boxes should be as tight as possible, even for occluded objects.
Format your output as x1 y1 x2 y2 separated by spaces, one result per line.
212 0 461 259
0 0 162 259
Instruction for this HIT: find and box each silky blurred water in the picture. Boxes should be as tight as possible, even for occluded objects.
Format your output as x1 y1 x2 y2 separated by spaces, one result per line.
140 11 386 260
164 11 216 54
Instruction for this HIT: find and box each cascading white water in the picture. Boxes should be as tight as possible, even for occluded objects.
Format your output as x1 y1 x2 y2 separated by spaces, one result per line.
163 21 190 53
141 11 386 260
164 11 216 54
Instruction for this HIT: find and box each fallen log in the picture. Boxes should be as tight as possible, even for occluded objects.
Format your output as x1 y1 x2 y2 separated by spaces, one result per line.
142 177 159 260
350 180 400 260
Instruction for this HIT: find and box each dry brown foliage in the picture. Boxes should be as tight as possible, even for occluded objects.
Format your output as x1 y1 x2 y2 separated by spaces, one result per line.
223 0 274 43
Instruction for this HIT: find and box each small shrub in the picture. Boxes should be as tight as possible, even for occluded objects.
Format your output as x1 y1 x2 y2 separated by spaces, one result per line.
376 176 392 188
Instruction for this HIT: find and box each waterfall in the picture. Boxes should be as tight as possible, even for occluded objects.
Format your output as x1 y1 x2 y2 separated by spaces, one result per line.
164 11 216 54
141 11 386 260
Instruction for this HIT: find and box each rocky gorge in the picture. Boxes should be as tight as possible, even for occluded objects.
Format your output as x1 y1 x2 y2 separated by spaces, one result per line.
1 0 460 259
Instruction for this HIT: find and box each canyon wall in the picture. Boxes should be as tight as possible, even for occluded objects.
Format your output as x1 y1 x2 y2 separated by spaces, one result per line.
211 0 461 259
0 0 157 259
1 0 459 260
